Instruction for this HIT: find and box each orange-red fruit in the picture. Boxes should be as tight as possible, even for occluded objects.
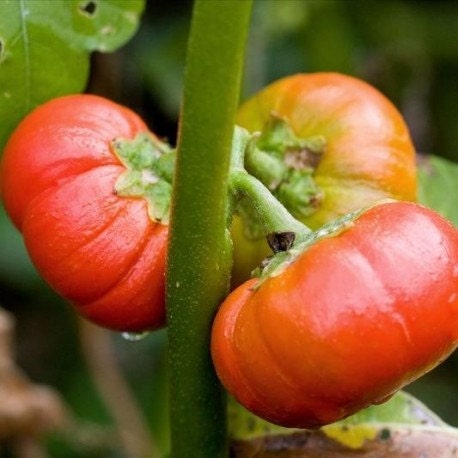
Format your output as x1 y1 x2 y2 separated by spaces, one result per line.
212 201 458 428
232 72 418 285
237 73 417 226
0 95 167 332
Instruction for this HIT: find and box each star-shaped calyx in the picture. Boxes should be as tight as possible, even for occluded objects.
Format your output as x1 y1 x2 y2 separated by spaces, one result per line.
111 132 175 224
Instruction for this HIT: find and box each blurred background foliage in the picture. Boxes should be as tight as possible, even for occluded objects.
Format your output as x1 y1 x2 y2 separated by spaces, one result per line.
1 0 458 456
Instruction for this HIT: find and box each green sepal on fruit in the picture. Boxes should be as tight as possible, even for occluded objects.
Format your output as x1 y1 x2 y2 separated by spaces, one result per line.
252 205 365 286
236 116 325 240
245 114 326 220
112 132 175 224
254 199 397 287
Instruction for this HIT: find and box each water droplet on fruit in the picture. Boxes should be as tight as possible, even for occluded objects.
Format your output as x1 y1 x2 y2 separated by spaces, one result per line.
121 331 149 342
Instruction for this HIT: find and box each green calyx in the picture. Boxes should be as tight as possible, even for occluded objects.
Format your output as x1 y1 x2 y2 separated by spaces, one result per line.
111 132 175 224
229 133 395 287
252 207 365 287
229 127 313 241
245 114 326 221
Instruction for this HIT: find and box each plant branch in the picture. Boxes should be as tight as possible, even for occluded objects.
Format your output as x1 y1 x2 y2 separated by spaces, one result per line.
166 1 253 457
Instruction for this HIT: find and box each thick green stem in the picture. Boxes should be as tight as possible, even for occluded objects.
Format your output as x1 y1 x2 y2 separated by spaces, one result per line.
230 170 311 238
166 2 252 457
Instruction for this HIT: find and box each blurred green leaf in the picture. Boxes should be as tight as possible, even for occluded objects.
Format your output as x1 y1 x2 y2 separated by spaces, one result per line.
0 204 41 289
228 396 290 441
228 391 458 456
417 155 458 226
0 0 145 151
335 391 446 428
299 1 356 75
321 391 447 449
228 391 446 443
135 19 188 119
348 1 458 60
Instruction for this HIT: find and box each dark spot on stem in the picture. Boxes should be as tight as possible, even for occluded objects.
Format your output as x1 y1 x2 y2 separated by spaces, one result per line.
267 232 295 253
79 1 97 16
379 428 391 441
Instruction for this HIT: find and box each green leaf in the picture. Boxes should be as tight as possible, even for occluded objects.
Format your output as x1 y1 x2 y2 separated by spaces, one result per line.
418 155 458 226
229 391 457 454
333 391 446 427
321 391 446 449
135 18 189 119
0 0 145 151
228 396 293 441
0 204 41 289
229 391 447 439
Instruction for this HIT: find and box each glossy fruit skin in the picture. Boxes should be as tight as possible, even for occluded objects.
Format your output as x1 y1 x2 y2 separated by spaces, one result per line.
0 95 167 332
232 73 417 284
213 202 458 428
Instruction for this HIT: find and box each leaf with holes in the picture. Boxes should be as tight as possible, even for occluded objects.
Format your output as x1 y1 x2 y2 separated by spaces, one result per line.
0 0 145 151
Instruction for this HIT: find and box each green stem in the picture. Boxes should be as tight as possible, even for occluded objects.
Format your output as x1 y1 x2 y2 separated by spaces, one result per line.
166 1 252 457
243 115 326 219
245 145 287 190
230 170 312 239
